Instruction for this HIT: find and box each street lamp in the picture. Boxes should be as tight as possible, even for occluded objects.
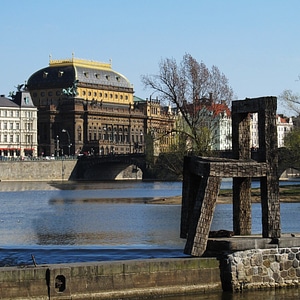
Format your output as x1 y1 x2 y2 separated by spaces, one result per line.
62 129 71 156
56 135 59 157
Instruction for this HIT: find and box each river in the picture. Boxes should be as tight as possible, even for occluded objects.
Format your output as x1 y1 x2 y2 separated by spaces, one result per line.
0 180 299 299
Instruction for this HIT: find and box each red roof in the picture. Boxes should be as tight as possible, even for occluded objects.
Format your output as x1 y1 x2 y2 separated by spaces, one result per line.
183 100 231 117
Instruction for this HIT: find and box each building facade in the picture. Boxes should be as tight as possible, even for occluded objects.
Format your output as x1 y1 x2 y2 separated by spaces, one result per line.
26 56 176 157
276 114 293 148
0 92 38 158
251 113 293 148
206 102 232 151
134 96 176 156
179 99 232 152
26 57 146 156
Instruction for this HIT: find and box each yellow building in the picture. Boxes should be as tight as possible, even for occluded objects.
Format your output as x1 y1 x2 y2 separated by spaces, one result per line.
134 96 176 156
27 56 145 156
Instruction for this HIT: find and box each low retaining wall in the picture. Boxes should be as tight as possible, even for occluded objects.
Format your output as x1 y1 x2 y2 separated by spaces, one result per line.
0 160 77 181
0 257 221 300
0 160 142 181
222 247 300 291
1 248 300 299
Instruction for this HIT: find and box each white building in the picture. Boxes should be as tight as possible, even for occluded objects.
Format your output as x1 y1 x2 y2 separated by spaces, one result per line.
250 113 293 149
277 115 293 148
209 103 232 151
182 100 232 151
0 91 38 158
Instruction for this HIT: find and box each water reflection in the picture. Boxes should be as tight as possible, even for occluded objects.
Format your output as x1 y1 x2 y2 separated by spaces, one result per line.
0 180 299 267
34 202 184 246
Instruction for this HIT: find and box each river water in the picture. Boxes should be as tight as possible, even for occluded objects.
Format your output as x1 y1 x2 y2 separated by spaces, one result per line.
0 180 299 299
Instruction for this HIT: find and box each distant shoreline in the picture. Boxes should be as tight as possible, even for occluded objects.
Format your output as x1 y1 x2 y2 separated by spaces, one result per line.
0 181 299 205
150 185 300 205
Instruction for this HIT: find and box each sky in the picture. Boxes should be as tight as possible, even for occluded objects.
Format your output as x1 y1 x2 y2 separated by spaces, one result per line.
1 0 300 115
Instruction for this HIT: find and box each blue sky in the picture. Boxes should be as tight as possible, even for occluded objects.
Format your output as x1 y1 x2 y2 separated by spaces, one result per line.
1 0 299 114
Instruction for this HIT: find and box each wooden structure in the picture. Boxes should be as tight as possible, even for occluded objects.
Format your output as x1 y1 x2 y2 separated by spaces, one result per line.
180 97 281 256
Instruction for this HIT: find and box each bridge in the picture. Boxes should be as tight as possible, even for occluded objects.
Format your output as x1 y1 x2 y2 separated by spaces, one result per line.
71 153 147 180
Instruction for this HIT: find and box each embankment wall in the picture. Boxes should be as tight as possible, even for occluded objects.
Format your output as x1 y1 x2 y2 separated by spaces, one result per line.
1 247 300 299
0 257 221 300
0 160 77 181
1 248 300 299
0 160 142 181
222 247 300 291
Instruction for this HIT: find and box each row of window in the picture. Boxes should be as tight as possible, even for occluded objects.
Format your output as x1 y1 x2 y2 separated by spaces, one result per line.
0 110 19 117
88 126 143 133
0 110 35 118
0 122 33 131
0 134 33 143
86 132 143 143
32 90 129 100
44 70 121 82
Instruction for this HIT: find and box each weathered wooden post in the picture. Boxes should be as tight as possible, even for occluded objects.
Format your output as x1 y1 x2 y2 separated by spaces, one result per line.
232 97 281 238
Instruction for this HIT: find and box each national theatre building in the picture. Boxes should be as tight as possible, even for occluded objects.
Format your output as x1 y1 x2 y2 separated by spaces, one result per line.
26 57 151 157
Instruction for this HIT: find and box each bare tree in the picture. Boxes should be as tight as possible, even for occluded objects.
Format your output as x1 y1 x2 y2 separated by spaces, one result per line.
279 89 300 116
141 53 234 155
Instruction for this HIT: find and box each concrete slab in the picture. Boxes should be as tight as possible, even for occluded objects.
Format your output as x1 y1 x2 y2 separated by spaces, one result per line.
204 233 300 256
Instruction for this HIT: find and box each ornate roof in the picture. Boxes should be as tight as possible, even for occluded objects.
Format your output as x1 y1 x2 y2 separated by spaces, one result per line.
27 57 132 90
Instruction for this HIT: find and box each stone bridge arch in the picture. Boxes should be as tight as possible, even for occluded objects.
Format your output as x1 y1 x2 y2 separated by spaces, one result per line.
277 147 300 179
70 154 146 180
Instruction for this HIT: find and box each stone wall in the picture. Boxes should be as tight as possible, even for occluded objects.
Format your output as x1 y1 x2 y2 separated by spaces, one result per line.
223 248 300 291
0 257 221 300
1 250 300 298
0 160 142 181
0 160 77 181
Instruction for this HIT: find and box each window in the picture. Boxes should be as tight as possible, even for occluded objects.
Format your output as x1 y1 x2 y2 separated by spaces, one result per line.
10 123 13 130
10 135 13 143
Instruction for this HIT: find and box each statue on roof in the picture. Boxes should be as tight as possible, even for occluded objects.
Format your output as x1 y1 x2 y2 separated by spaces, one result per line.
62 80 79 97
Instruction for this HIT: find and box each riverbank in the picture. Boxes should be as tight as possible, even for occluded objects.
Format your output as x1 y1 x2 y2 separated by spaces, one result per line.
148 185 300 205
